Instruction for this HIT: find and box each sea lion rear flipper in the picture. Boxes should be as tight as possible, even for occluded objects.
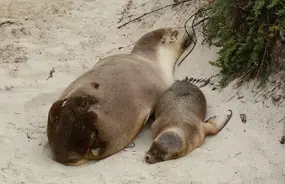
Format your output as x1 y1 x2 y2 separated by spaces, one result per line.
202 109 232 135
182 77 210 88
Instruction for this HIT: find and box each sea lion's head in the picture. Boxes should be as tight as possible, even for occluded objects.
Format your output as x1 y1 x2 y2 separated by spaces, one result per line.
131 27 193 62
47 95 106 166
145 129 185 164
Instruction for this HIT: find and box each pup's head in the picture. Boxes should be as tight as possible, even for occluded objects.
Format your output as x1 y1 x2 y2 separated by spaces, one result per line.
47 95 106 166
145 129 185 164
131 27 193 62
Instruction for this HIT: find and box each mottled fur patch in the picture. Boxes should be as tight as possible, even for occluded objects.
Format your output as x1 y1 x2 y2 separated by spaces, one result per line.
47 95 103 164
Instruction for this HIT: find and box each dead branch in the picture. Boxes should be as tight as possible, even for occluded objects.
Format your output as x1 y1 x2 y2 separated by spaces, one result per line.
46 68 55 80
117 0 193 29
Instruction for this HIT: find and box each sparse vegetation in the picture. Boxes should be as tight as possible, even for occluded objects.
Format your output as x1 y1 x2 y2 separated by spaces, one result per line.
200 0 285 87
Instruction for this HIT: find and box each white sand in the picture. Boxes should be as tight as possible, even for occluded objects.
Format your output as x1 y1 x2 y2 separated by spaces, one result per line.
1 0 284 183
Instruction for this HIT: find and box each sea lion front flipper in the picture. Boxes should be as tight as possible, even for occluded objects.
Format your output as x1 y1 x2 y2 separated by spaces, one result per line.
125 109 151 148
202 109 232 135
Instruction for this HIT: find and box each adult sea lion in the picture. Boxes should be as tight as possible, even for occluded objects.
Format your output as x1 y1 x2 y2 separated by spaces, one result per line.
46 27 193 166
145 77 233 164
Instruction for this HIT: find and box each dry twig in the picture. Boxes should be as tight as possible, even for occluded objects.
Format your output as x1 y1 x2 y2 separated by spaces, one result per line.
240 113 247 124
176 8 211 67
117 0 193 29
47 68 55 80
0 20 15 27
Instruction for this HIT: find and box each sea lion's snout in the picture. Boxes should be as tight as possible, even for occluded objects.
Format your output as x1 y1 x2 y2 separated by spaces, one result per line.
65 159 88 166
144 153 158 164
144 141 167 164
50 140 94 166
169 27 194 56
53 153 87 166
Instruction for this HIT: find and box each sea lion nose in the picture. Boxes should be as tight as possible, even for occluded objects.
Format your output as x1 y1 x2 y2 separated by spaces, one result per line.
145 154 156 164
145 155 150 162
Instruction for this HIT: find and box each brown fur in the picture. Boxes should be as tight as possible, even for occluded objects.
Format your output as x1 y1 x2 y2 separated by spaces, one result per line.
145 79 232 164
47 27 193 165
47 95 107 165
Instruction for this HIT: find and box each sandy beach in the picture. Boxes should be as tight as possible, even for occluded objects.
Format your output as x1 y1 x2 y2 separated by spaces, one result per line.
0 0 284 183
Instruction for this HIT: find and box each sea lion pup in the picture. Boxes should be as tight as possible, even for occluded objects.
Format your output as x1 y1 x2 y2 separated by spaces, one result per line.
46 27 193 166
144 78 233 164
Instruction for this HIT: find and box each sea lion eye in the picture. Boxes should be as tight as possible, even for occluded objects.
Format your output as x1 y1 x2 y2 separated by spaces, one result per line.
161 37 166 44
170 31 178 42
171 30 178 38
160 153 166 160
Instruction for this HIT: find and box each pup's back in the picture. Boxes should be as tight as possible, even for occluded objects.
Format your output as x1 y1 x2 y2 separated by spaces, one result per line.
145 78 232 164
154 78 207 122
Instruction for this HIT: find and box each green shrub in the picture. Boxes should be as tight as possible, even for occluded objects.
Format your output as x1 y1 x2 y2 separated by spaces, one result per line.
201 0 285 87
